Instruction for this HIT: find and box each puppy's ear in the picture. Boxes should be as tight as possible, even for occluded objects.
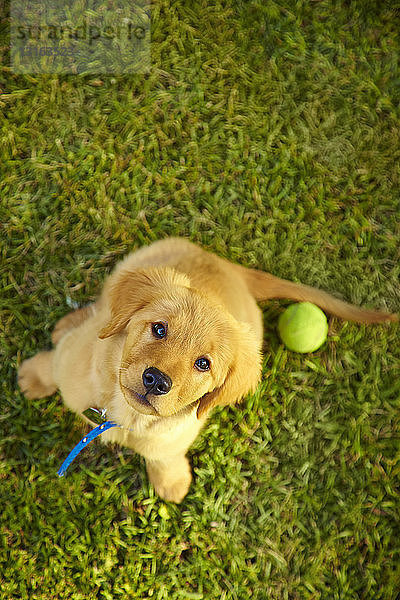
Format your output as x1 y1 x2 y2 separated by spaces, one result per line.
99 267 190 339
197 323 262 418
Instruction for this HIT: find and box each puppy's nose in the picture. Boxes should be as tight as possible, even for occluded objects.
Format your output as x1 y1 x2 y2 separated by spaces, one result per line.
142 367 172 395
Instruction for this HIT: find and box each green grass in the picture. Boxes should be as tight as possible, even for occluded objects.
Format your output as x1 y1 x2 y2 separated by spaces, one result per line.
1 0 400 598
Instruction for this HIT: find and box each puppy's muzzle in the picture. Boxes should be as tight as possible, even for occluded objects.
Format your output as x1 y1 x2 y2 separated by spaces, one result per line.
142 367 172 395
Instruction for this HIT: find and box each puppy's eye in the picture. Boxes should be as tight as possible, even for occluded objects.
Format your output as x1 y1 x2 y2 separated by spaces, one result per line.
194 357 210 372
152 322 167 339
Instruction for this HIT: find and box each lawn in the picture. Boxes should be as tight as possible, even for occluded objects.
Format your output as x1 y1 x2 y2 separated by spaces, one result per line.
1 1 400 598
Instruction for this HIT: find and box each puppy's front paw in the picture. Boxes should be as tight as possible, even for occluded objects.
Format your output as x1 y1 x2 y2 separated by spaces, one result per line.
154 472 192 504
18 353 57 400
146 456 192 503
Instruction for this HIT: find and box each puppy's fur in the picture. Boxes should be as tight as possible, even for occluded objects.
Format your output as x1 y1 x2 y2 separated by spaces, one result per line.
18 238 397 502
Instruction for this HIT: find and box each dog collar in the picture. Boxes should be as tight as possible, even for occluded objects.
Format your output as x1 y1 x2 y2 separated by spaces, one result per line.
57 402 199 477
57 407 121 477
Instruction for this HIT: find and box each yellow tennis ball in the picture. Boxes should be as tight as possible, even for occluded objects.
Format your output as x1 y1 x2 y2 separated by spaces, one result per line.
278 302 328 353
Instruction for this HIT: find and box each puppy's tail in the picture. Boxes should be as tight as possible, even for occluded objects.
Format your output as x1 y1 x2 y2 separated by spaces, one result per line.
239 266 397 324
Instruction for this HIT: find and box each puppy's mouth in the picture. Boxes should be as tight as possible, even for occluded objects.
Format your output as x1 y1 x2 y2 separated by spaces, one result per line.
121 384 159 416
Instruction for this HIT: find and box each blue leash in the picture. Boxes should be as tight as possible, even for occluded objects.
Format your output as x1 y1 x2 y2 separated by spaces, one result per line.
57 408 120 477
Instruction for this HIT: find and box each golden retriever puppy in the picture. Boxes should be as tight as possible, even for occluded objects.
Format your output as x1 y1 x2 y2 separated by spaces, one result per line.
18 238 397 502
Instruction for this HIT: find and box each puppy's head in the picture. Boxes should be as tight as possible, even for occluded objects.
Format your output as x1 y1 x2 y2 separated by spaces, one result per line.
99 267 261 418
